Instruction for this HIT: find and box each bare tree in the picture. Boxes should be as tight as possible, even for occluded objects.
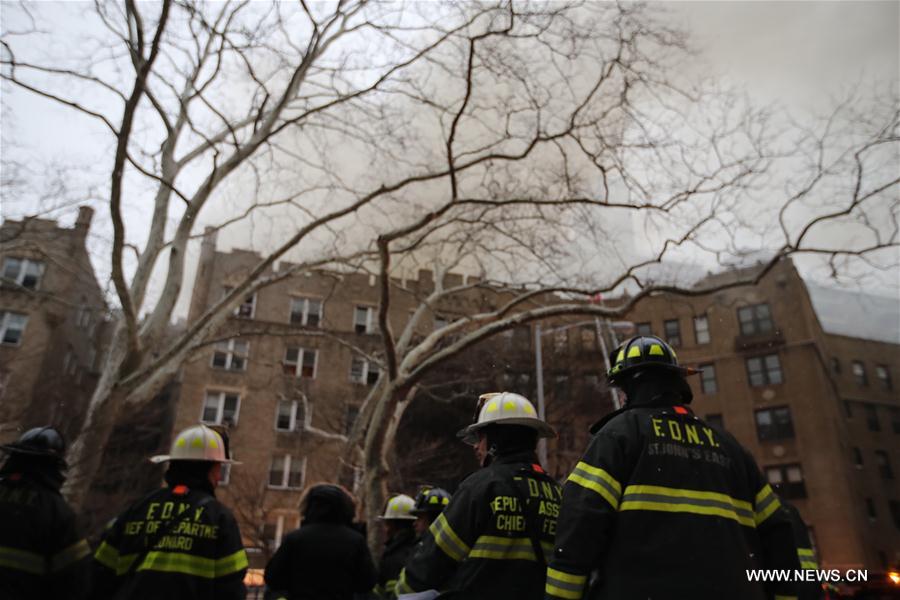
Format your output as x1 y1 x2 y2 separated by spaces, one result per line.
1 0 896 555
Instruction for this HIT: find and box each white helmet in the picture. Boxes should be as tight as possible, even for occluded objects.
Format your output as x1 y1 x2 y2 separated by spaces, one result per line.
150 424 240 464
378 494 416 521
457 392 556 445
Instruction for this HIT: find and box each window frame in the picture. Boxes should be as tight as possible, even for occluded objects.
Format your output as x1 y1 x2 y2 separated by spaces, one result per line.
852 360 868 387
289 296 323 328
274 399 300 432
745 353 784 387
635 322 653 337
223 286 256 319
699 363 718 395
765 463 807 499
282 347 318 379
693 314 710 345
268 454 307 490
755 405 795 441
200 390 242 427
1 257 45 290
211 338 249 372
875 365 893 391
353 305 377 334
864 403 880 432
0 311 28 346
350 356 380 385
663 319 681 347
875 450 893 480
737 303 774 336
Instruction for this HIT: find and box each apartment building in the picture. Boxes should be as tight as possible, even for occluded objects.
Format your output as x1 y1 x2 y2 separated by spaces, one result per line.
0 207 107 445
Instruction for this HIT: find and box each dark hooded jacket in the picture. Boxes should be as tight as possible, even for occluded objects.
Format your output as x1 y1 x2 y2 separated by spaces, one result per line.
265 484 377 600
0 455 91 600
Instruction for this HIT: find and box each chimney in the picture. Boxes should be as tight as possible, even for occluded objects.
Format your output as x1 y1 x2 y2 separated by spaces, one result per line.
75 206 94 233
187 227 219 322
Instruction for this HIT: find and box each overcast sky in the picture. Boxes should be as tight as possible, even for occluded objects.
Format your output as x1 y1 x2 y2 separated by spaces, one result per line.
1 1 898 312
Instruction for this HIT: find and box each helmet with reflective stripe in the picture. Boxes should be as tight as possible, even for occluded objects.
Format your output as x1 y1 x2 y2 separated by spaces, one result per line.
379 494 416 520
456 392 556 445
607 335 699 385
150 424 240 464
410 487 451 516
0 426 66 464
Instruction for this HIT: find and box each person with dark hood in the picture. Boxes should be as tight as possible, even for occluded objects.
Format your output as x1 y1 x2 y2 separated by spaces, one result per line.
0 426 91 600
91 424 247 600
264 482 376 600
780 499 824 600
375 494 418 598
545 335 800 600
395 391 561 600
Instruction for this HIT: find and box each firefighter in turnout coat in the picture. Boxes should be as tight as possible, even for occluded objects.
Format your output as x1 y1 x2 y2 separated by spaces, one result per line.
91 424 248 600
396 392 561 600
546 336 800 600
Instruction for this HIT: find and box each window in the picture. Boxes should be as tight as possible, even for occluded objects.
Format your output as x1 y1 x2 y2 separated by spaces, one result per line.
890 500 900 530
344 404 360 435
865 404 880 432
755 406 795 441
699 363 717 395
635 322 653 336
737 303 773 336
268 455 306 489
0 311 28 345
223 287 256 318
664 319 681 347
876 365 892 391
1 257 44 290
289 297 322 327
77 307 93 330
705 414 725 431
220 456 233 485
866 498 877 520
275 399 299 432
831 357 841 375
875 450 893 479
580 326 596 351
693 315 710 345
852 361 868 387
765 464 806 499
350 356 380 385
211 339 248 371
283 347 317 378
892 408 900 434
852 447 863 468
354 306 376 334
201 391 240 427
746 354 783 387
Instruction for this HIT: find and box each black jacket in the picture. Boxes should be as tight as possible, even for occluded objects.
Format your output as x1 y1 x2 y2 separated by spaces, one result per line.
782 501 823 600
397 451 561 600
91 479 247 600
376 526 417 598
0 468 91 600
546 403 800 600
264 522 377 600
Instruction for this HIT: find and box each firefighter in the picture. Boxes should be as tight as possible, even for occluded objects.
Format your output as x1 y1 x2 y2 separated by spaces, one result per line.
396 392 561 600
0 426 91 600
264 483 376 600
409 487 451 539
545 335 800 600
376 494 419 598
91 424 248 599
780 498 823 600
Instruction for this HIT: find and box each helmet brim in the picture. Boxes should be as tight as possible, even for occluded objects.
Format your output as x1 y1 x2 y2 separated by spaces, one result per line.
149 454 241 465
456 417 556 445
608 362 700 385
0 444 65 460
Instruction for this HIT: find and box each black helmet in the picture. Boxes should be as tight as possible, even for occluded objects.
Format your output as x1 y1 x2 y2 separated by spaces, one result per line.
607 336 699 386
410 486 451 516
0 427 67 464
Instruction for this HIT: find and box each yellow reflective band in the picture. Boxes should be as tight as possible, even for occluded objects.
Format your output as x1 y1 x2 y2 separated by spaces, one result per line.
797 548 815 558
138 549 247 579
50 539 91 572
469 535 552 561
800 560 818 569
616 350 625 363
215 549 249 576
649 344 664 356
620 485 754 528
395 569 414 594
385 579 397 593
774 596 798 600
567 461 621 510
429 513 470 562
546 567 587 600
93 541 120 571
0 545 46 575
627 346 641 358
754 484 781 525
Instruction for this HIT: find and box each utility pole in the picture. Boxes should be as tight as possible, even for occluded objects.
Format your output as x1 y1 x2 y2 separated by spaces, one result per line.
534 323 547 466
595 318 622 410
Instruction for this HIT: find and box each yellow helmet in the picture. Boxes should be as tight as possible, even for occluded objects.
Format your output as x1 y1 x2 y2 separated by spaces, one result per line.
378 494 417 521
456 392 556 445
